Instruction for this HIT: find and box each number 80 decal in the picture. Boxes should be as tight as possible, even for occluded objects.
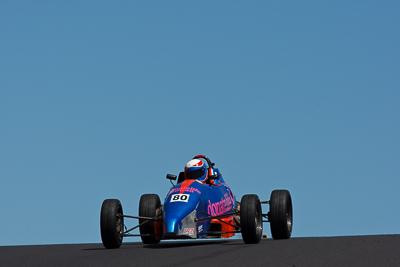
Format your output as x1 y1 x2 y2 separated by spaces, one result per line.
170 194 190 203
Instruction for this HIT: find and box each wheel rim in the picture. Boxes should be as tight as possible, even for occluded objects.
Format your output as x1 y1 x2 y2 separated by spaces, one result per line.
255 203 262 237
117 208 123 240
286 198 293 233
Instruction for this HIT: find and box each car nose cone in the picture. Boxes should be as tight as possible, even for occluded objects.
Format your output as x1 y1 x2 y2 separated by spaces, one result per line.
164 214 180 234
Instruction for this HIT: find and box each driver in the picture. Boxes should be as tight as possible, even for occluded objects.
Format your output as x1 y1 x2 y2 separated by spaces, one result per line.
184 159 208 183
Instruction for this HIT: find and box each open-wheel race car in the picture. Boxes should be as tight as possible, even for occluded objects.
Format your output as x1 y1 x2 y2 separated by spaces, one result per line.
100 155 293 248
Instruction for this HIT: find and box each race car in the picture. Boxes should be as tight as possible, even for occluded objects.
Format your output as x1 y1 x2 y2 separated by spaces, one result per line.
100 155 293 248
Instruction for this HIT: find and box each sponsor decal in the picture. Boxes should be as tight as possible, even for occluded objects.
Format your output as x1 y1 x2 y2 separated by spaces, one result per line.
198 225 203 233
207 193 234 216
183 228 195 235
170 194 190 203
168 186 201 195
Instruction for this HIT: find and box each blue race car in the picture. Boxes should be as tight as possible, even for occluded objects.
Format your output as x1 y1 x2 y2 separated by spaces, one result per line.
100 155 293 248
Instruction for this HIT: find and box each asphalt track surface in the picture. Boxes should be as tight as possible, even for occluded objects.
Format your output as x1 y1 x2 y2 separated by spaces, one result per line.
1 235 399 267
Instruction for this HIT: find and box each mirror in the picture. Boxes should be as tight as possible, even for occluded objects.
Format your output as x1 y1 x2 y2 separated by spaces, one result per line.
166 174 177 180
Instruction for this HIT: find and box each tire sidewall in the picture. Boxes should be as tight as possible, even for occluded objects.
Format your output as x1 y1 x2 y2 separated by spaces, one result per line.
100 199 124 249
269 190 292 239
240 194 262 244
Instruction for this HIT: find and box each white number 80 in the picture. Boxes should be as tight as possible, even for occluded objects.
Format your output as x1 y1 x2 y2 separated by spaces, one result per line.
170 194 190 203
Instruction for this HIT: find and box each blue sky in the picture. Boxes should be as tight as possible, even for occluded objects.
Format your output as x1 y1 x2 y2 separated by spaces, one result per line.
1 1 399 246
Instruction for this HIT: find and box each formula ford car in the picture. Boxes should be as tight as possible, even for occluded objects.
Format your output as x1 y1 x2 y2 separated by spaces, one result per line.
100 155 293 248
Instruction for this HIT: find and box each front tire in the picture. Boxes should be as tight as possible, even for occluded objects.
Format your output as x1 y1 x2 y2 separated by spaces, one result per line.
139 194 163 244
100 199 124 249
240 194 263 244
269 190 293 239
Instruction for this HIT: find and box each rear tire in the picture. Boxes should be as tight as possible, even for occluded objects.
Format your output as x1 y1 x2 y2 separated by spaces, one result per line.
240 194 262 244
139 194 163 244
269 190 293 239
100 199 124 249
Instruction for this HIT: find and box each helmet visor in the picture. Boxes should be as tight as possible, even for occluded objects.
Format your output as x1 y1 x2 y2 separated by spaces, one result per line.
185 167 205 180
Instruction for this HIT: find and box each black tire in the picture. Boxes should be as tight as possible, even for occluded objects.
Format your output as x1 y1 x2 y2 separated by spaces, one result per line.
240 194 263 244
139 194 162 244
100 199 124 249
269 190 293 239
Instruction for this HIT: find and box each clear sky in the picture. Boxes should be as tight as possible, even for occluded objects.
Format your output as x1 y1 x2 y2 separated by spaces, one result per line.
1 1 399 246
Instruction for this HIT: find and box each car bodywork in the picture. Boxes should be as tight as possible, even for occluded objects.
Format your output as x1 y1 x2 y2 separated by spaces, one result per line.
163 165 238 239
